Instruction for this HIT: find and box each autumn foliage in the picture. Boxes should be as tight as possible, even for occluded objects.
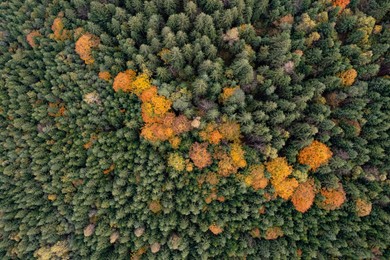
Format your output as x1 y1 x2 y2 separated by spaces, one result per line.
338 68 357 86
318 184 346 210
51 17 71 41
98 71 111 81
209 224 223 235
265 227 284 240
113 70 137 92
266 157 298 200
356 198 372 217
298 140 333 171
291 179 316 213
75 33 100 64
189 142 212 169
244 165 269 190
332 0 351 12
26 30 41 47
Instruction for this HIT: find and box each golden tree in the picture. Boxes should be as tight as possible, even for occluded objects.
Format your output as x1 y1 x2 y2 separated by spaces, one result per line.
75 33 100 64
209 224 223 235
338 68 357 86
98 71 111 81
244 165 269 190
265 227 284 240
167 153 186 171
291 179 316 213
266 157 293 184
50 17 70 41
356 198 372 217
230 142 247 168
298 140 333 171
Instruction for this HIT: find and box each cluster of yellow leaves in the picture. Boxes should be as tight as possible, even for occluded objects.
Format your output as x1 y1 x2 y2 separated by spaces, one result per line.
338 68 358 86
75 33 100 64
189 142 212 169
265 227 284 240
318 183 346 210
266 157 298 200
199 123 223 145
34 241 69 260
149 200 162 213
50 17 71 41
356 198 372 217
230 142 247 168
291 178 316 213
98 71 111 81
298 140 333 171
209 224 223 235
244 164 269 190
167 153 186 171
26 30 41 47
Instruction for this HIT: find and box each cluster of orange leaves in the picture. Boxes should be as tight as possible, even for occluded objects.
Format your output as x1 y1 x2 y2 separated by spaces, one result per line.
291 178 316 213
244 165 269 190
332 0 350 12
189 142 212 169
266 157 298 200
26 30 41 47
48 102 65 117
113 71 192 145
75 33 100 64
318 183 346 210
209 224 223 235
51 17 71 41
220 86 239 102
98 71 111 81
265 227 284 240
338 68 357 86
298 140 333 171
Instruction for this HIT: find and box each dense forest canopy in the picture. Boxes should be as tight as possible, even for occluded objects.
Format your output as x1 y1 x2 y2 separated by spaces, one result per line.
0 0 389 259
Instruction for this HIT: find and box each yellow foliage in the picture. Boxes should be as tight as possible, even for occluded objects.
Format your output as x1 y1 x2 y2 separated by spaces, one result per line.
356 198 372 217
230 142 247 168
338 68 358 87
218 120 241 141
172 115 192 135
47 194 57 201
273 178 299 200
75 33 100 64
34 241 69 260
291 179 315 213
266 157 293 184
199 123 223 145
167 153 186 171
98 71 111 81
169 136 181 149
129 73 153 96
149 200 162 213
26 30 41 47
298 140 333 171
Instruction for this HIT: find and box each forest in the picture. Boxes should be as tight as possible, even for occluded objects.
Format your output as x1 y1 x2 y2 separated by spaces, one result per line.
0 0 389 259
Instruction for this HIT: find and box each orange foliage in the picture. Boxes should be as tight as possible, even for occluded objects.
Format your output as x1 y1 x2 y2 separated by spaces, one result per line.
189 142 212 169
199 124 223 145
98 71 111 81
206 172 219 185
298 140 333 171
48 102 66 117
250 228 261 238
140 86 158 102
318 184 346 210
75 33 100 64
168 136 181 149
356 198 372 217
265 227 284 240
113 70 136 92
26 30 41 47
332 0 350 12
244 165 268 190
51 17 70 41
149 200 162 213
209 224 223 235
140 122 174 142
230 142 247 168
172 115 192 135
83 135 98 149
214 150 238 177
338 68 357 86
291 179 315 213
103 164 115 174
220 86 239 102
